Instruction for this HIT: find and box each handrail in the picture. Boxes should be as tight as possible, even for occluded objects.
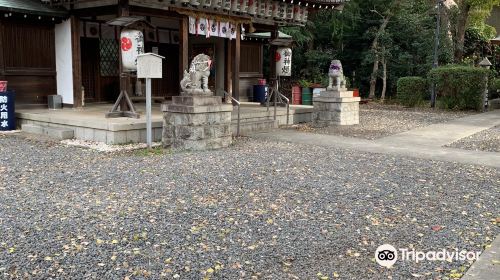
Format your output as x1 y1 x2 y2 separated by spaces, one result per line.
265 85 290 127
218 89 241 137
278 91 290 127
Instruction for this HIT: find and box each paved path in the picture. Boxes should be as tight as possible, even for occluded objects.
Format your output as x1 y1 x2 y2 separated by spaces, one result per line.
254 110 500 168
462 235 500 280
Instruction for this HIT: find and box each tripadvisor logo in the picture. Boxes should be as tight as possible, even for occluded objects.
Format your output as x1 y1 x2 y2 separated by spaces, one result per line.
375 244 481 268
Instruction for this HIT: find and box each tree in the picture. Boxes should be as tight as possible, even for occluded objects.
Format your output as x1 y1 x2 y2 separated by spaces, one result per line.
451 0 500 62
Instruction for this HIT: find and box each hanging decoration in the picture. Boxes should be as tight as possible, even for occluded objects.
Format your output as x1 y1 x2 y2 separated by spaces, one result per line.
276 47 292 76
121 29 144 71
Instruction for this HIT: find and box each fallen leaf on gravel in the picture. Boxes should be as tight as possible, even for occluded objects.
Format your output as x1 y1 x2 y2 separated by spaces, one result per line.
333 272 340 278
431 225 443 232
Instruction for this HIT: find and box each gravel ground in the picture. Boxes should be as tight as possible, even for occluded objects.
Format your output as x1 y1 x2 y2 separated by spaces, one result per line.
0 133 498 280
293 103 474 140
447 126 500 153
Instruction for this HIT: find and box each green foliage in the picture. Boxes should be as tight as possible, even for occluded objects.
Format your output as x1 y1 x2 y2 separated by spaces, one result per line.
396 77 429 107
428 65 489 110
298 79 312 88
491 78 500 99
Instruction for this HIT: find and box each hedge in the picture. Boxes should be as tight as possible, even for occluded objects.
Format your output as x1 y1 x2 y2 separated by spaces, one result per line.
396 77 428 107
428 65 489 111
491 78 500 99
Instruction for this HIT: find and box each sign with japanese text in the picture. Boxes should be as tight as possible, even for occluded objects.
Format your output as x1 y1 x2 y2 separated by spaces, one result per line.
0 91 16 131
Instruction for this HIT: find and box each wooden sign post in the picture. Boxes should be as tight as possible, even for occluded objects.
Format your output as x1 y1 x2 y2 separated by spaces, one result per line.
137 53 165 148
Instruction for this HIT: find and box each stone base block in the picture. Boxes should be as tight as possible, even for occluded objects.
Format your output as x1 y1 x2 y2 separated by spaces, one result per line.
162 95 233 151
321 89 354 98
312 94 360 127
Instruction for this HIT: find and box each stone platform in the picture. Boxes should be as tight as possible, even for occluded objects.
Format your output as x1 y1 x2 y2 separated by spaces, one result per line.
312 89 360 127
162 95 233 151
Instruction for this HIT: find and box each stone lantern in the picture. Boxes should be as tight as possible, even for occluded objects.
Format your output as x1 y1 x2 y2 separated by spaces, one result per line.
479 57 492 111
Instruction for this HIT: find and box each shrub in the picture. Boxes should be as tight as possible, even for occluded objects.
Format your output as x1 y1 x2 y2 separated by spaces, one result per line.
428 65 489 111
396 77 429 107
490 78 500 99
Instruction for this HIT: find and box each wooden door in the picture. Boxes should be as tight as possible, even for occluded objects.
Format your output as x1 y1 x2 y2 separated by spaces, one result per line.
80 38 100 102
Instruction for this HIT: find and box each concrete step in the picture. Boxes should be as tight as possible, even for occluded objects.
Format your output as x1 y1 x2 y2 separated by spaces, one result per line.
232 120 277 136
22 124 74 140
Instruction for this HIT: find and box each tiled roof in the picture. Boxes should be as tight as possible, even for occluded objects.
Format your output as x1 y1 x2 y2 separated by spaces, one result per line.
0 0 67 17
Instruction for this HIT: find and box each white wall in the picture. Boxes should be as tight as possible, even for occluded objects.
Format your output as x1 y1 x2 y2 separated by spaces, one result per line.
55 19 74 105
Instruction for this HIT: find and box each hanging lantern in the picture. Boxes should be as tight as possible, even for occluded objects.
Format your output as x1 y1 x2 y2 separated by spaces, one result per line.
278 2 287 19
240 0 249 13
276 47 292 77
286 3 294 20
301 6 308 23
201 0 212 7
272 1 279 18
293 5 301 22
265 0 273 18
258 0 267 17
231 0 240 12
248 0 257 15
211 0 223 9
222 0 232 10
121 29 144 71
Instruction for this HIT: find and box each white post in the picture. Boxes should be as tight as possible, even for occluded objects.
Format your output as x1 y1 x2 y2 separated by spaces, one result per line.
146 78 152 149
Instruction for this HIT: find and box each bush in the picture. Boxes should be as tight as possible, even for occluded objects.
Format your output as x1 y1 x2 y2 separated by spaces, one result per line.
396 77 429 107
428 65 489 111
490 78 500 99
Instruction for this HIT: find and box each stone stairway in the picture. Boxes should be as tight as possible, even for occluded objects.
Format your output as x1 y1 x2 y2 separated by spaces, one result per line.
22 124 74 140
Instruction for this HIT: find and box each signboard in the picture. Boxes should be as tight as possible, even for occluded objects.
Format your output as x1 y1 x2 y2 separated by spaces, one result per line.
276 48 292 77
121 29 144 71
0 91 16 131
137 53 165 79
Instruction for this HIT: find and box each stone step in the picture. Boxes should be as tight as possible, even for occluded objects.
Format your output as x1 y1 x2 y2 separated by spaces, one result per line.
22 124 74 140
232 120 277 136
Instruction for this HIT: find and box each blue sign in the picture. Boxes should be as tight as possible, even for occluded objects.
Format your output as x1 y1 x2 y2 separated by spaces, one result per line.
0 90 15 131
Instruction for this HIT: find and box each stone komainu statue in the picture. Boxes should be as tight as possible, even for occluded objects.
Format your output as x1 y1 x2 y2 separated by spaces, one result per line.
328 60 347 91
180 54 212 95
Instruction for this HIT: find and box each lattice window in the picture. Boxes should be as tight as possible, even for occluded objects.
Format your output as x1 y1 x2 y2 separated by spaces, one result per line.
99 39 119 77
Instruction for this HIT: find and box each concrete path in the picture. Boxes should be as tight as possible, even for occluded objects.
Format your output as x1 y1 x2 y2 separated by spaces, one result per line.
254 110 500 168
462 235 500 280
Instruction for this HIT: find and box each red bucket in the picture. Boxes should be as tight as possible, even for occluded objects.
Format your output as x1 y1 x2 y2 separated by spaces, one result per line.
292 86 301 105
0 81 7 92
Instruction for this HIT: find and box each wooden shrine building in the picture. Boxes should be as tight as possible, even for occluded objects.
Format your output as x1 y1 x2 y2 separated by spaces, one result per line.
0 0 348 107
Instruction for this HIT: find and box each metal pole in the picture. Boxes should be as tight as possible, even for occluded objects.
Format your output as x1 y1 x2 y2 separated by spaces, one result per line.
431 0 443 108
273 79 277 121
146 78 152 149
237 105 241 137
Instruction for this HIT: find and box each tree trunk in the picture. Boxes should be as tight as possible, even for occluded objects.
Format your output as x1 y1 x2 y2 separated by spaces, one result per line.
454 2 471 62
381 53 387 101
369 56 380 99
368 15 391 99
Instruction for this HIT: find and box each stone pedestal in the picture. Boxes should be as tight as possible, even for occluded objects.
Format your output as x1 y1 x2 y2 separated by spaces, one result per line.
162 95 233 151
312 89 360 127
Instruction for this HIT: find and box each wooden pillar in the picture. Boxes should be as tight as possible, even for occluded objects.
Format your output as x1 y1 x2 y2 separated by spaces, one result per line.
179 16 189 80
224 39 233 101
269 27 278 82
0 20 5 78
70 16 83 108
118 0 129 110
232 24 241 100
